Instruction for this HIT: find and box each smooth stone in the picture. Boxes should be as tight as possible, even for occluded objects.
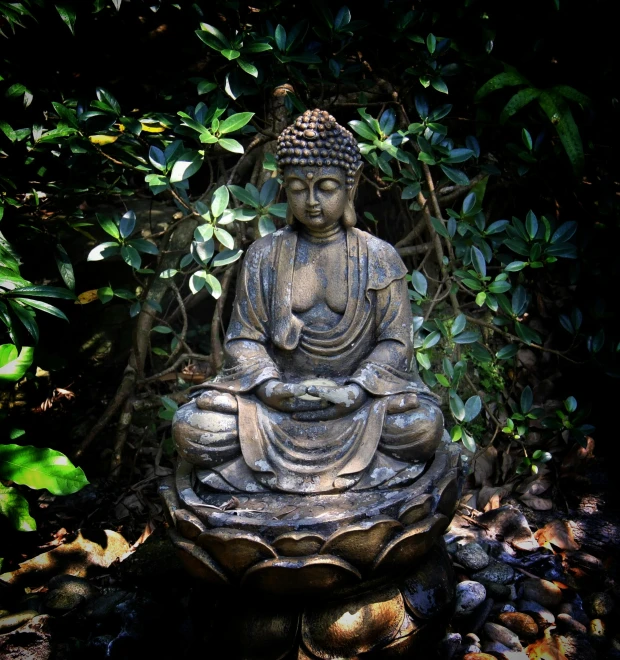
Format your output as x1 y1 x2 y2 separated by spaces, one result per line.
559 600 589 626
557 613 588 635
83 589 132 620
517 599 556 627
462 644 482 654
44 575 94 613
472 561 515 585
464 632 481 646
456 543 490 572
0 610 38 633
455 581 487 617
589 618 606 643
464 654 497 660
482 640 512 654
483 622 523 651
485 583 512 600
587 591 614 618
498 611 538 638
521 578 562 608
437 632 461 659
498 603 517 613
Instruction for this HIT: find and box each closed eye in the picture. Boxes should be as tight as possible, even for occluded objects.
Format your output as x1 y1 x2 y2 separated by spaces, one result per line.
287 180 306 192
318 179 340 192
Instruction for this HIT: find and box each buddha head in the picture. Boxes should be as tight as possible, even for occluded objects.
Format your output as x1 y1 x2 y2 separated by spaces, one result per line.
276 109 363 230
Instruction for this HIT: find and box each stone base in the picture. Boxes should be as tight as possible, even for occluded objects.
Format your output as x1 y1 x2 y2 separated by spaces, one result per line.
186 542 455 659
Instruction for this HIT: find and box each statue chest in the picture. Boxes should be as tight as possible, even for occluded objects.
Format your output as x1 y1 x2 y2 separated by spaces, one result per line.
291 241 348 316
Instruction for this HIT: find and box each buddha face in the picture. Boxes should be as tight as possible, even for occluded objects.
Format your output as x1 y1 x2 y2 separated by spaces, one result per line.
284 166 349 231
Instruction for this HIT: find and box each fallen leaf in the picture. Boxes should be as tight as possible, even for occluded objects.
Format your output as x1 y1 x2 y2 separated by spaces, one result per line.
89 134 119 145
560 436 595 476
534 520 580 551
75 289 99 304
520 494 553 511
478 484 513 511
526 627 568 660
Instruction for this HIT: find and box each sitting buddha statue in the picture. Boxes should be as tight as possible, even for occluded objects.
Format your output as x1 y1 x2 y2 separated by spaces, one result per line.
173 109 444 495
163 110 461 660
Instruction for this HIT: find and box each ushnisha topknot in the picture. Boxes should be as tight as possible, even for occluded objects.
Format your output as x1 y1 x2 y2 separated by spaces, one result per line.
276 109 363 188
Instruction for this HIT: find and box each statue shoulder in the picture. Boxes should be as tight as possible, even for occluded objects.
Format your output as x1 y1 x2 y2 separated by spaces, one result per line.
351 228 408 289
244 226 291 263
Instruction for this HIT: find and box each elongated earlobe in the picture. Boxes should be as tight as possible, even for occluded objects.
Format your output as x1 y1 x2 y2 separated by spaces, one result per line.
343 201 357 227
286 203 295 225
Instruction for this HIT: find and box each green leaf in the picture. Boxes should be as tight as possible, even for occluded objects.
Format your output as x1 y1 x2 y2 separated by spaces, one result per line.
97 287 113 304
191 239 214 265
436 374 450 388
410 271 427 296
211 185 230 218
170 150 203 183
242 41 273 53
553 85 590 106
87 242 120 261
450 393 466 421
439 165 469 185
520 385 533 414
430 217 450 239
218 138 244 154
212 249 243 267
538 90 584 175
149 145 166 172
119 210 136 239
453 331 480 344
221 49 241 60
471 246 486 277
504 261 527 272
15 298 68 322
121 245 141 269
551 221 577 244
0 345 34 382
152 325 172 334
238 59 258 78
95 87 121 115
422 331 441 349
475 291 486 306
462 431 476 453
349 120 377 141
431 77 448 94
159 269 178 279
199 22 230 48
97 214 120 239
205 273 222 299
451 314 466 336
564 396 577 413
496 344 519 360
0 444 89 495
6 285 75 300
426 33 436 54
54 244 75 291
499 88 541 124
275 24 287 51
488 280 511 294
525 210 538 240
450 425 462 442
190 271 206 294
214 227 235 249
228 184 260 208
475 71 530 101
464 395 482 422
126 239 159 255
197 80 217 95
522 128 533 151
0 484 36 532
219 112 254 134
55 4 76 35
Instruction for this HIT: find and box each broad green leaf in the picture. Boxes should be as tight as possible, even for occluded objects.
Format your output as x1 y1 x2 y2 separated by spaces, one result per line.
450 425 462 442
0 444 89 495
453 331 480 344
439 165 469 185
275 24 287 51
211 185 230 218
55 4 76 35
218 138 244 154
475 71 530 101
149 145 166 171
471 246 486 277
520 385 533 414
553 85 590 106
199 22 230 48
95 87 121 115
538 90 584 175
496 344 519 359
159 269 178 279
464 395 482 422
191 239 214 265
194 225 214 242
54 244 75 291
15 298 68 322
564 396 577 413
431 77 448 94
8 301 38 342
258 216 276 236
238 59 258 78
87 242 120 261
7 285 75 300
551 221 577 244
190 271 206 294
0 484 36 532
504 261 527 272
212 249 243 267
126 239 159 255
152 325 172 334
119 210 136 238
205 273 222 299
499 88 540 124
410 271 427 296
214 228 234 249
97 214 120 239
349 120 377 141
121 245 141 269
228 184 260 208
426 33 436 54
197 80 217 95
430 217 450 239
525 210 538 240
97 287 113 304
462 431 476 453
221 49 241 60
449 393 465 421
0 345 34 382
451 314 466 336
422 331 441 349
170 150 203 183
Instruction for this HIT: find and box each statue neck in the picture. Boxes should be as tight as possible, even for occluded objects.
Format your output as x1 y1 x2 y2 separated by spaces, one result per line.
299 222 345 244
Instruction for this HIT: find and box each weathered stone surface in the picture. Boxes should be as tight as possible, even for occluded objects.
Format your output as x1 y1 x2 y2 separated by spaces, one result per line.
482 640 511 654
472 560 515 585
483 622 523 651
0 614 52 660
455 581 486 616
587 591 614 618
521 578 563 608
517 599 556 627
0 610 38 634
498 611 538 638
456 543 490 572
476 506 537 551
44 575 94 613
557 613 587 634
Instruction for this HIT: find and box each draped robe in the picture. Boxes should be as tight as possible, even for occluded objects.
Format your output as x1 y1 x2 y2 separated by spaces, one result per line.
201 226 437 494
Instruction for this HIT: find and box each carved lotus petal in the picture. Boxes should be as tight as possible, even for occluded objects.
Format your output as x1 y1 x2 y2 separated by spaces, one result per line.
398 493 434 526
401 543 455 619
436 470 459 518
301 585 405 659
273 532 326 557
174 509 207 541
372 514 448 574
241 555 361 596
320 516 403 570
169 530 228 586
197 528 277 579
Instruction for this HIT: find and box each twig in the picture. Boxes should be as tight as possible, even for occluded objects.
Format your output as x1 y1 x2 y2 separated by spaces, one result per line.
210 264 236 373
165 281 187 366
465 315 584 364
140 352 210 384
397 242 432 257
109 396 135 478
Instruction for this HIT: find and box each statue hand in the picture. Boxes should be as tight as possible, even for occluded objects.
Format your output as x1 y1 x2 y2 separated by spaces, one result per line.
255 379 328 412
195 390 238 413
292 384 368 421
386 392 419 414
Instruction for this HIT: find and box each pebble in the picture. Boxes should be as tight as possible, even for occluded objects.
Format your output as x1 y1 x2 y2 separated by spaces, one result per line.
521 578 563 608
472 561 515 585
455 581 487 616
498 611 538 638
456 543 490 571
464 632 481 646
462 644 483 654
485 583 513 600
45 575 94 613
557 613 587 634
0 610 38 634
437 631 461 659
589 618 606 644
464 654 496 660
517 599 556 626
587 591 614 618
559 597 589 626
498 603 517 613
482 640 512 654
483 622 523 651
